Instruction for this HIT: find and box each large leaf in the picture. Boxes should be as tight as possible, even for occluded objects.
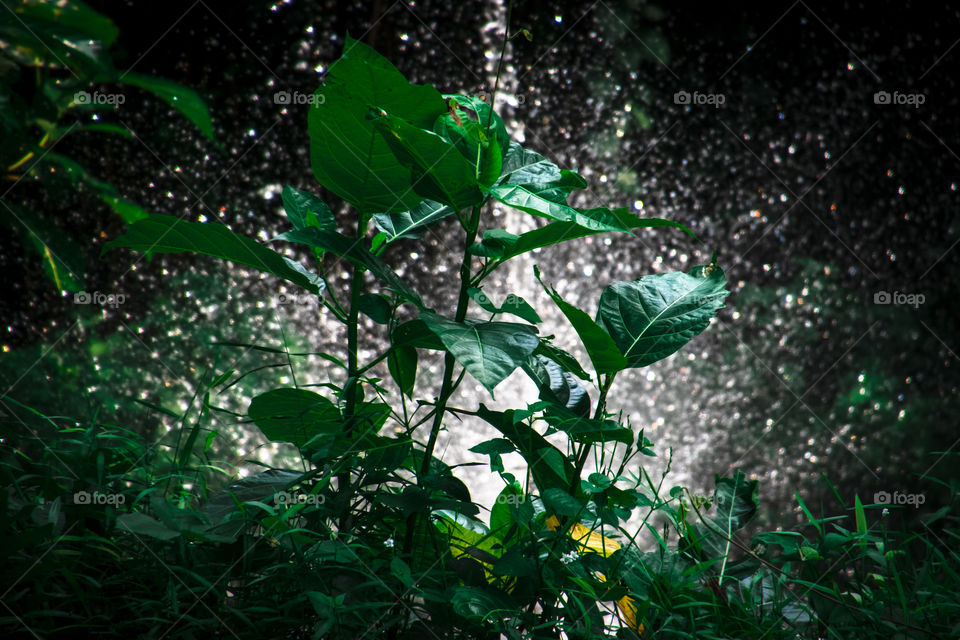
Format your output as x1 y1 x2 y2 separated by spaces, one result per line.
103 214 325 295
248 388 342 448
472 214 696 262
538 401 633 445
522 355 591 417
432 95 506 188
499 142 563 185
686 470 759 561
372 111 484 211
535 266 626 375
468 287 542 324
371 198 454 242
120 72 215 142
419 312 538 395
596 264 728 368
271 226 421 306
476 405 577 495
281 185 336 233
491 184 647 233
0 0 116 78
307 35 446 214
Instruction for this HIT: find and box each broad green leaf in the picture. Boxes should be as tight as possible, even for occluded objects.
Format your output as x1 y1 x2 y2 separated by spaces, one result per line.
540 402 632 445
387 344 417 399
419 312 539 395
490 482 529 539
499 142 562 185
392 319 444 351
358 293 392 324
372 110 484 211
476 405 577 495
468 438 516 455
248 388 341 448
444 94 510 162
535 266 627 375
468 287 542 324
542 487 583 518
371 198 454 242
533 340 591 381
271 226 421 306
281 185 336 233
449 586 515 623
101 195 149 224
491 184 642 233
120 72 215 142
686 470 759 561
103 214 324 295
0 1 116 77
433 96 505 187
596 263 728 368
522 354 591 417
471 213 696 262
308 35 446 214
116 513 180 541
11 0 118 46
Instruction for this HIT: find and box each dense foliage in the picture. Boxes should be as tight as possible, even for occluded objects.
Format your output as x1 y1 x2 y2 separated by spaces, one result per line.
2 3 958 639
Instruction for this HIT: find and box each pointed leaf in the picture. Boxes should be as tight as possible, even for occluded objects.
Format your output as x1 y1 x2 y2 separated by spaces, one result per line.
103 214 324 295
597 264 728 368
372 198 454 242
120 72 215 142
281 185 336 233
248 388 341 448
419 312 538 394
372 110 483 211
308 35 446 214
535 266 626 375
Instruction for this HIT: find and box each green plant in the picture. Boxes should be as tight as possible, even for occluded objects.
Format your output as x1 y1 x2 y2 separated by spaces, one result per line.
5 27 956 640
97 33 736 637
1 0 215 292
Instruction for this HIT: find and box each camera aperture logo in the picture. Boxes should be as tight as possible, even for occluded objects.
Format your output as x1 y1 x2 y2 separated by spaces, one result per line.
73 90 125 106
74 291 126 308
674 90 725 108
873 290 924 308
874 490 924 508
274 90 325 106
74 491 126 505
873 90 925 108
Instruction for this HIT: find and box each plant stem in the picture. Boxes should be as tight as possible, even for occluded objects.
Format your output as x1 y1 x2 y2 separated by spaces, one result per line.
338 213 367 533
571 373 616 484
401 204 481 557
